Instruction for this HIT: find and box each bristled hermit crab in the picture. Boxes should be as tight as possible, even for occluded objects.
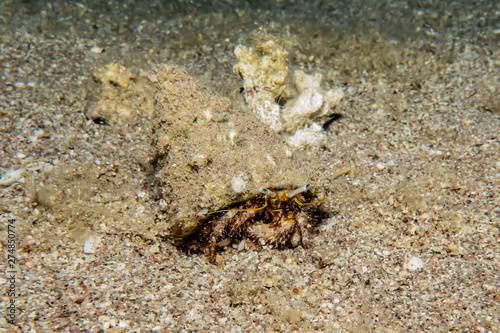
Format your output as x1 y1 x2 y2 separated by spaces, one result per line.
180 184 333 262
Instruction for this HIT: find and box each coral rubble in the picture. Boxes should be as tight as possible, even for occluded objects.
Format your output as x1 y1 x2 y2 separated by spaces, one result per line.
233 34 344 147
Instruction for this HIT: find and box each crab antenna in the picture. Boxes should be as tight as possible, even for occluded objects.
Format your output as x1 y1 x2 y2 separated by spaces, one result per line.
287 184 312 198
261 188 277 198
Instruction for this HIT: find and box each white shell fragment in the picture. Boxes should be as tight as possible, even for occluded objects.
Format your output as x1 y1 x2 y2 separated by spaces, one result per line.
404 257 424 271
83 235 103 254
0 169 24 186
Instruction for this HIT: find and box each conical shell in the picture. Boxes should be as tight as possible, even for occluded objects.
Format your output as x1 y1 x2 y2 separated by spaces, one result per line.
149 65 307 238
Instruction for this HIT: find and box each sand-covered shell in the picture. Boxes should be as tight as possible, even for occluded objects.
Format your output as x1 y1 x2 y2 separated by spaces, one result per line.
149 65 307 238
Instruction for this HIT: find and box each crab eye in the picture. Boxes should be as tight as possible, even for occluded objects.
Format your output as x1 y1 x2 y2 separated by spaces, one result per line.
287 184 312 198
261 188 277 197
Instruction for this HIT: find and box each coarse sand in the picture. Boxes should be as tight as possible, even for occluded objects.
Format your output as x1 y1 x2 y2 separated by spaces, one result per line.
0 0 499 332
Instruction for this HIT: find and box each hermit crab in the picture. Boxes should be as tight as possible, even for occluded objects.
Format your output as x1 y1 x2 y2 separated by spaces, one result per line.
177 184 334 262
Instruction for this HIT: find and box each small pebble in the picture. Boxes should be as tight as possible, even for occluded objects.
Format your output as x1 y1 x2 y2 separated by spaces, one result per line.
237 239 247 251
149 244 160 254
90 46 104 54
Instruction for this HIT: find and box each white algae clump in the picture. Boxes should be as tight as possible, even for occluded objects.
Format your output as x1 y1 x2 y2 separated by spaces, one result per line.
150 65 307 239
287 122 326 147
233 33 344 147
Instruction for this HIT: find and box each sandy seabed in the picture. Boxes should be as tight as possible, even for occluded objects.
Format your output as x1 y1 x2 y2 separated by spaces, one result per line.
0 0 499 332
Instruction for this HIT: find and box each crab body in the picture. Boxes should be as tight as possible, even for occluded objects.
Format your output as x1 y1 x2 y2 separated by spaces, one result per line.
179 185 323 262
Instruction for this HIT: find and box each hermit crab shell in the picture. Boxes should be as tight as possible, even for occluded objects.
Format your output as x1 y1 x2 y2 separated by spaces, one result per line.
149 65 307 238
